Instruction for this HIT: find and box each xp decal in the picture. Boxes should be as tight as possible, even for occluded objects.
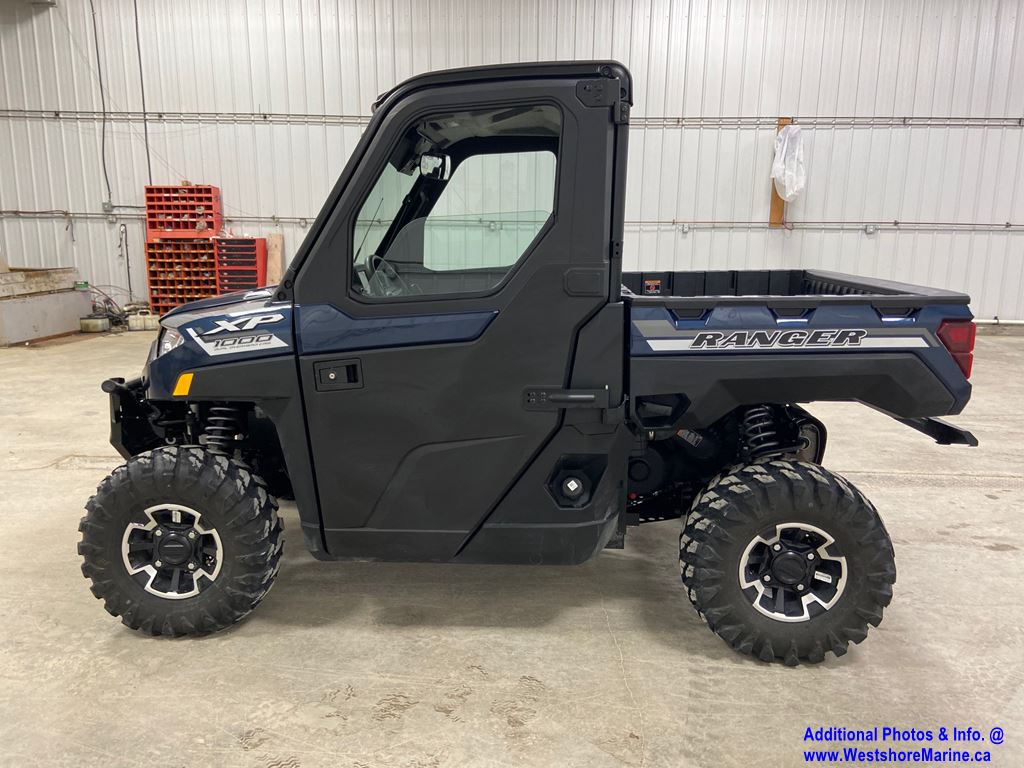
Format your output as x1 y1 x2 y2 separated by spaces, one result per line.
186 314 290 357
201 313 285 335
644 328 932 352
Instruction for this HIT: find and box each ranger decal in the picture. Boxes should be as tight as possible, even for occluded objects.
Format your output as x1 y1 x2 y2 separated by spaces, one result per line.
645 329 931 352
692 329 867 349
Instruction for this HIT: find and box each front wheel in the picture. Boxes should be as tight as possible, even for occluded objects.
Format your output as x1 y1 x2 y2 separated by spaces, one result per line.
679 460 896 665
79 446 283 635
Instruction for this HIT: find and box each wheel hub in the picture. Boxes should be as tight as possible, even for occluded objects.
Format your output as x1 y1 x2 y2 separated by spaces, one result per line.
770 551 808 585
156 533 193 565
738 522 847 623
121 504 222 600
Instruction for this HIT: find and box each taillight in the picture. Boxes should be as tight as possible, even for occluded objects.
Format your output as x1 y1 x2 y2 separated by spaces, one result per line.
937 320 976 378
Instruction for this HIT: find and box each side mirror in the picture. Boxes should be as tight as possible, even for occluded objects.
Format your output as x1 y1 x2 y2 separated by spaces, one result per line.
419 153 451 181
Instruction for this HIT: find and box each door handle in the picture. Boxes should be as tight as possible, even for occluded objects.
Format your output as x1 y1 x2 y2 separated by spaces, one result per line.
314 359 363 391
523 387 609 410
548 392 596 404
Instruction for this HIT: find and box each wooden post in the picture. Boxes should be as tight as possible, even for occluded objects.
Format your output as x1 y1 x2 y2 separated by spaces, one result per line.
266 233 285 285
769 117 793 229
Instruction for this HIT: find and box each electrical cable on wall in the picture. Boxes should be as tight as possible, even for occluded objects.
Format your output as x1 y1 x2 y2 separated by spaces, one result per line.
132 0 153 185
117 223 134 302
87 0 113 203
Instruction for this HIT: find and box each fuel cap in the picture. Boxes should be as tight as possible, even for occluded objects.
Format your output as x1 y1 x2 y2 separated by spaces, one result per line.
561 476 585 499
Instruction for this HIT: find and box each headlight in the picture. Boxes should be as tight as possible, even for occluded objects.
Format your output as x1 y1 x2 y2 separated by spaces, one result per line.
158 327 185 356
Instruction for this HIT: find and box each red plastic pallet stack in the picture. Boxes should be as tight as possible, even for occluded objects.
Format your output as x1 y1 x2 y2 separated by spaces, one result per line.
144 183 268 315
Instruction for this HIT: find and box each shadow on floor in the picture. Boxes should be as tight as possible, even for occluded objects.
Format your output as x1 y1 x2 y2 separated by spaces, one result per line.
238 514 738 663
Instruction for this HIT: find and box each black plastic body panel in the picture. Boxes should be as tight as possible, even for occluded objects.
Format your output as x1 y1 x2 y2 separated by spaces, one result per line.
570 302 626 405
455 419 633 564
185 356 326 555
631 352 961 429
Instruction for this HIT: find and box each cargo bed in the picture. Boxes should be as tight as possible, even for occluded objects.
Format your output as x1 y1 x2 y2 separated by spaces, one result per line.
623 268 975 429
622 268 969 310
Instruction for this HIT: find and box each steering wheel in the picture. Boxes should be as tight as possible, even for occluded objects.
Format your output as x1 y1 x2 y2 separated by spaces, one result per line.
357 256 414 298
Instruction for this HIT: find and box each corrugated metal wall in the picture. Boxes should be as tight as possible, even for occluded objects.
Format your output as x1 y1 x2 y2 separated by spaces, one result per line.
1 0 1022 317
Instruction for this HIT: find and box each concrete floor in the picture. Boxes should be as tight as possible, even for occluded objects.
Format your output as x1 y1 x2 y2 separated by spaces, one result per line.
1 331 1022 767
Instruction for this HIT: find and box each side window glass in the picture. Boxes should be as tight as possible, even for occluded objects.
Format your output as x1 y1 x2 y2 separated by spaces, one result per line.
423 151 556 274
350 104 561 300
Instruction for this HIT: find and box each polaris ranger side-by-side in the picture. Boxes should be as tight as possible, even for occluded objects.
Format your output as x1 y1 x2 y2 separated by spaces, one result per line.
80 62 978 665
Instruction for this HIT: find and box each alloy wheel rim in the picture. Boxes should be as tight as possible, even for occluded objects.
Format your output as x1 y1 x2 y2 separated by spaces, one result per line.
738 522 847 623
121 504 222 600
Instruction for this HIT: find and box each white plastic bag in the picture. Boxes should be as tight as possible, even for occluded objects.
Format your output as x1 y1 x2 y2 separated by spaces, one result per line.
771 124 806 202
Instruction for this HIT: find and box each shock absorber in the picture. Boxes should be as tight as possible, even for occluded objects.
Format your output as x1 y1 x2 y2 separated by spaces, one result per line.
203 405 242 455
741 405 783 459
740 405 811 461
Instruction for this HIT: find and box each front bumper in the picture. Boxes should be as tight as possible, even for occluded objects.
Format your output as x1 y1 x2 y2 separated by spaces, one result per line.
102 376 159 459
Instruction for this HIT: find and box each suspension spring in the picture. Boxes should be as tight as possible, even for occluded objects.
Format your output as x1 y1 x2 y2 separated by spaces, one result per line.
741 405 783 459
204 405 242 455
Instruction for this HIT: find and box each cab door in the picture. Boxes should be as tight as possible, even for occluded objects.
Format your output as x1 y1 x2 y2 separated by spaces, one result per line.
292 68 628 561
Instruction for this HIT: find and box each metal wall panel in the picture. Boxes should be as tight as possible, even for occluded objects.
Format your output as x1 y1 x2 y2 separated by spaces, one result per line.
1 0 1022 317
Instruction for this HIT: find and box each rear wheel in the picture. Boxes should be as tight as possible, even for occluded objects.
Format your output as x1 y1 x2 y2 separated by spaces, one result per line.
679 460 896 665
79 446 283 635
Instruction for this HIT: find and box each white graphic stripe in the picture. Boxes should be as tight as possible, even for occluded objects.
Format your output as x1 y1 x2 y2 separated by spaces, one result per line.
854 337 931 348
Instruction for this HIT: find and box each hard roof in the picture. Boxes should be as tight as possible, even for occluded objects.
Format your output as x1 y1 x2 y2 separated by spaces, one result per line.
372 60 632 112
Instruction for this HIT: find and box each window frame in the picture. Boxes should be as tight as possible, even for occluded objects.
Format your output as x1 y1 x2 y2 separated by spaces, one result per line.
345 99 564 305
